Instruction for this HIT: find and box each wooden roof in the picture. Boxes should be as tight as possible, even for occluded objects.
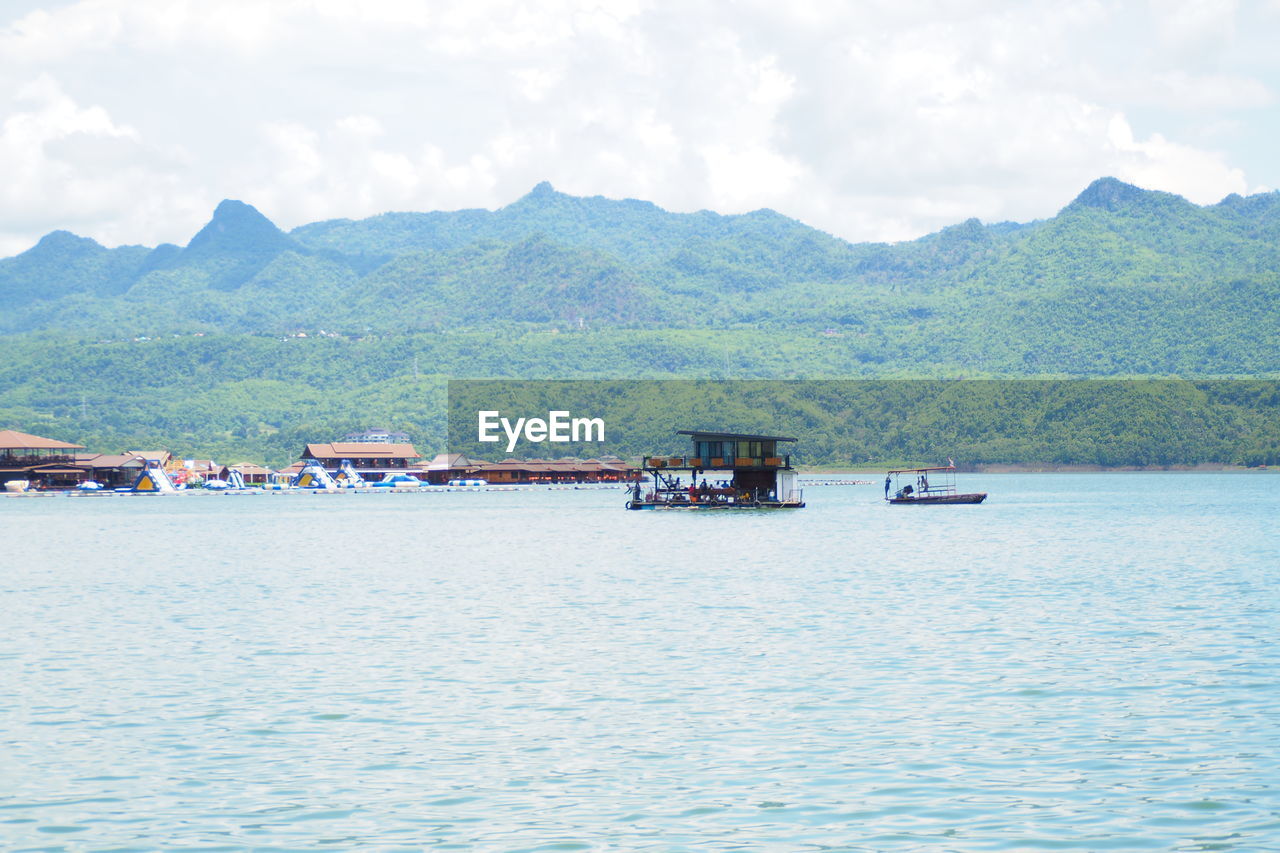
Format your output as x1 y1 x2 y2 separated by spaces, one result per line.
423 452 483 470
127 450 171 464
475 459 632 472
226 463 271 475
0 429 85 450
83 453 149 468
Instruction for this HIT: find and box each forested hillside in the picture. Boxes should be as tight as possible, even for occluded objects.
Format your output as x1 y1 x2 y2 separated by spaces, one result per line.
1 177 1278 465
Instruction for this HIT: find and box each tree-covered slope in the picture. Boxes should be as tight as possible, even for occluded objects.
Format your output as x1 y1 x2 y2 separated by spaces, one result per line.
3 177 1279 350
289 180 858 269
2 331 1277 468
2 177 1280 463
0 231 150 310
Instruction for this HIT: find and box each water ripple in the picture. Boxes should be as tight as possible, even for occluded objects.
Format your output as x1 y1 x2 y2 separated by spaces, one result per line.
1 474 1277 850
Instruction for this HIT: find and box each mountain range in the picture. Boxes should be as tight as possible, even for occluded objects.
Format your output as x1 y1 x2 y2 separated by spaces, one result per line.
4 177 1279 352
2 177 1279 465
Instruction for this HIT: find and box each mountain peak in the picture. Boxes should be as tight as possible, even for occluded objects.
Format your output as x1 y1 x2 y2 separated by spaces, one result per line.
212 198 264 219
512 181 566 207
187 199 291 253
1072 177 1148 211
942 217 987 238
30 230 103 255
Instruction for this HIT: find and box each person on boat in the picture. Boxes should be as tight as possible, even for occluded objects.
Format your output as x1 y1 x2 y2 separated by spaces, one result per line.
884 474 891 498
921 473 929 493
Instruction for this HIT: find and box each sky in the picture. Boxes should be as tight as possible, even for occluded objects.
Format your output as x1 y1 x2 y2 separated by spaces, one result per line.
1 0 1278 257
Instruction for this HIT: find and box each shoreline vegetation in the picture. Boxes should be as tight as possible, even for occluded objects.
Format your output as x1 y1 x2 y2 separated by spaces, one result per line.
448 380 1280 472
2 377 1276 472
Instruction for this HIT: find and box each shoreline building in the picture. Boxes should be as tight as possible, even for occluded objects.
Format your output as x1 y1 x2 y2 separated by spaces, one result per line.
77 453 159 489
0 429 87 489
472 457 639 484
219 463 271 485
300 442 423 480
420 452 488 485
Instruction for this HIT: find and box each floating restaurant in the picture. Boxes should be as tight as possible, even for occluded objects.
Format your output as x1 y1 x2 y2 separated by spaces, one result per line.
300 441 424 480
0 429 86 490
628 430 805 509
0 429 183 492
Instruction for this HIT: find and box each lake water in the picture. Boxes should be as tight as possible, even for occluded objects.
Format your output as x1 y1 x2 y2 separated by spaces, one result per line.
2 473 1278 851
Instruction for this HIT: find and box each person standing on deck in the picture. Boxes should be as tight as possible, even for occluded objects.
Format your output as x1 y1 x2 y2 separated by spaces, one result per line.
885 474 891 499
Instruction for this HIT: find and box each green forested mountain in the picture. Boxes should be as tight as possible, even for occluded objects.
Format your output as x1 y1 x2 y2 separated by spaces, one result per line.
1 178 1278 465
5 176 1279 342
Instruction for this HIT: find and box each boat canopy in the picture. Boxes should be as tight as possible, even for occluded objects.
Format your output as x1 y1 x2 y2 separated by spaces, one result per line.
887 464 957 475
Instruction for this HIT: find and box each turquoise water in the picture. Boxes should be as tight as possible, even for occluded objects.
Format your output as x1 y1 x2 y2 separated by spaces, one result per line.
2 474 1278 851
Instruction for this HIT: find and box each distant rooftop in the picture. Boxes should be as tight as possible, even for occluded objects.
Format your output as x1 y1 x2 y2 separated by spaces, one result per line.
0 429 84 450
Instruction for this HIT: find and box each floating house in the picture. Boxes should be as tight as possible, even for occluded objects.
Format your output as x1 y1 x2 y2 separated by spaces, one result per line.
420 452 488 485
300 442 423 480
0 429 87 489
218 463 271 485
629 430 804 509
0 428 272 493
78 453 155 489
473 457 639 484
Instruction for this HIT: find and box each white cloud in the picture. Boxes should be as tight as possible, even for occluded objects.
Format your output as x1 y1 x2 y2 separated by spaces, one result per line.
1106 113 1250 202
0 4 121 63
1150 0 1238 54
0 73 210 254
262 121 323 185
335 114 383 137
700 143 805 209
0 0 1275 254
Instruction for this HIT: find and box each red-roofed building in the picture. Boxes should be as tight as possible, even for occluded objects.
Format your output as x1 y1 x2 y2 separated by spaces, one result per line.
301 442 423 480
0 429 86 489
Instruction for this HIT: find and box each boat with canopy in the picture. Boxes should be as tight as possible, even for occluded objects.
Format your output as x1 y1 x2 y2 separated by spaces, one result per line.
885 463 986 504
